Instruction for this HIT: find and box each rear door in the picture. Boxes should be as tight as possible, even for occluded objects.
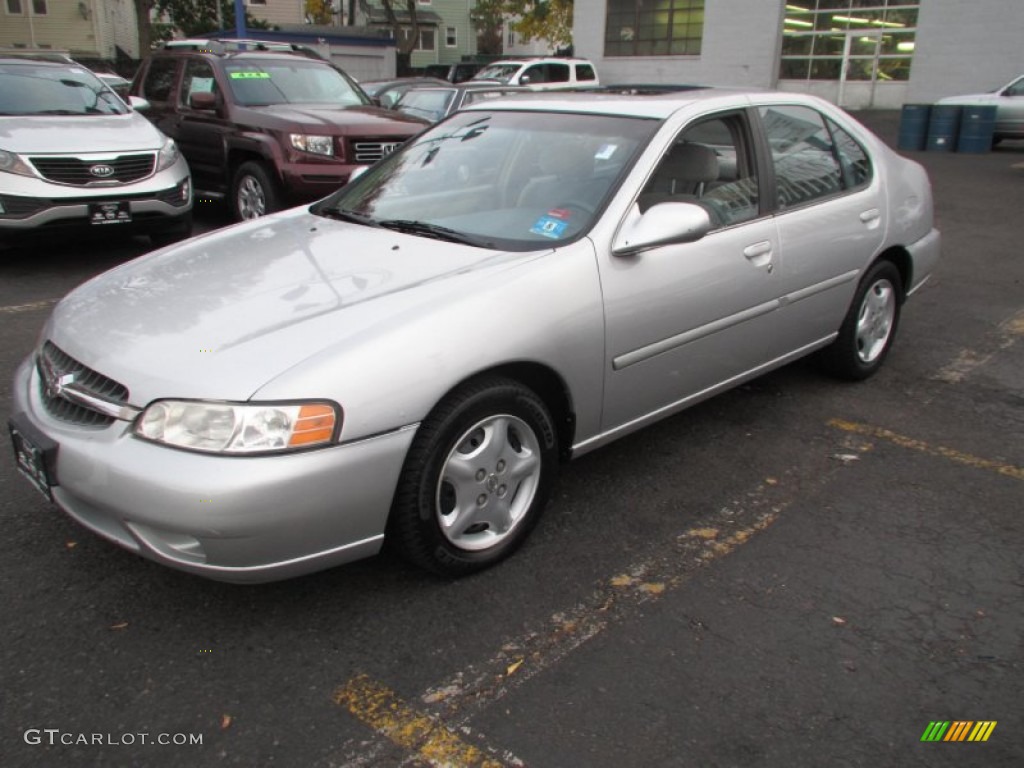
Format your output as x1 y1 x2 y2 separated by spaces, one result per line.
174 58 231 192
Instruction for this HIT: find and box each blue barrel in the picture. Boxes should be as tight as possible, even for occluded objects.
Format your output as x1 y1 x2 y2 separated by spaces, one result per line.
897 104 931 151
957 105 998 153
926 105 961 152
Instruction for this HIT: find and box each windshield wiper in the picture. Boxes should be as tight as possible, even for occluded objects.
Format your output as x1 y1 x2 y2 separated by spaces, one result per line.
377 219 492 247
316 208 382 227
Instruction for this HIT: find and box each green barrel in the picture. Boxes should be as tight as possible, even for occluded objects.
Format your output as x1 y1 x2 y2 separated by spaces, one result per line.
897 104 931 151
957 105 998 153
926 105 961 152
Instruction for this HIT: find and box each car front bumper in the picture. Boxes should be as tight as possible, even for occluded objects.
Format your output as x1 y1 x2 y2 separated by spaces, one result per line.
10 355 416 583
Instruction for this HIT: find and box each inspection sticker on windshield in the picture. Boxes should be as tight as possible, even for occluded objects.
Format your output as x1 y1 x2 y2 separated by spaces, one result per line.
530 215 568 239
595 144 618 160
229 72 271 79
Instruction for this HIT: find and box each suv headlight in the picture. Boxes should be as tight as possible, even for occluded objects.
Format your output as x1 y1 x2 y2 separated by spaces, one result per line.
290 134 335 157
0 149 34 177
156 137 181 172
135 400 340 454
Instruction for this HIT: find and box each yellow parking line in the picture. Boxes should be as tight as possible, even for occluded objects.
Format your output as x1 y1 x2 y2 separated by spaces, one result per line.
934 308 1024 383
333 674 508 768
828 419 1023 481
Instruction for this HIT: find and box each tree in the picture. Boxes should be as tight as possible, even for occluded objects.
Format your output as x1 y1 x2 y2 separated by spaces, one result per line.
154 0 274 39
371 0 422 75
304 0 334 25
133 0 156 54
470 0 504 56
504 0 573 50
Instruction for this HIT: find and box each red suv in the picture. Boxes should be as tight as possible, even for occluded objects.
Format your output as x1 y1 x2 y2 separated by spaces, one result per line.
130 42 428 220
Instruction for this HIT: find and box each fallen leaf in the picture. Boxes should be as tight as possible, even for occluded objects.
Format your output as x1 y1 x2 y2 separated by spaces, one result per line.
639 582 666 595
765 477 778 486
831 616 847 627
109 621 129 631
65 541 77 549
610 574 635 587
831 453 861 464
506 659 524 676
220 714 232 730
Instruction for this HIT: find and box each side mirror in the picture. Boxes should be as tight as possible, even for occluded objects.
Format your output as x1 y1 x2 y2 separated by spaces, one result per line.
612 201 713 256
189 91 217 111
519 75 531 86
128 95 150 112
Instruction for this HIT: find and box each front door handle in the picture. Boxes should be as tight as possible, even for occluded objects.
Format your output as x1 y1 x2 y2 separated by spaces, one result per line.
743 241 774 270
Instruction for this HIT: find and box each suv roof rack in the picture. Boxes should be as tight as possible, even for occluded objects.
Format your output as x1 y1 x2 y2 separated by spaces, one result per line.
159 38 325 60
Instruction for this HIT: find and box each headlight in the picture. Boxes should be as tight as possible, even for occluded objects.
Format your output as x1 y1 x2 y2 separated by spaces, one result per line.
0 149 34 177
135 400 340 454
156 137 181 172
290 134 335 156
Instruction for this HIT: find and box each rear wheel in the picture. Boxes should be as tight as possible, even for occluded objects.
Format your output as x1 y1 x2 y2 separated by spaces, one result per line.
231 161 280 221
387 378 559 577
819 260 903 380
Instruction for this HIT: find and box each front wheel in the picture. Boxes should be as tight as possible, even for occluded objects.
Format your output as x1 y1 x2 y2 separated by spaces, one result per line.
387 378 559 577
819 260 903 380
231 161 280 221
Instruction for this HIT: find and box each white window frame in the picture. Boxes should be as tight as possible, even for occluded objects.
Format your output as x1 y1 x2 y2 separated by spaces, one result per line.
445 26 457 48
5 0 24 15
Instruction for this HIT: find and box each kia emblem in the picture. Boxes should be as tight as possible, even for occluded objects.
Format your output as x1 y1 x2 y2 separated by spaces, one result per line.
90 164 115 178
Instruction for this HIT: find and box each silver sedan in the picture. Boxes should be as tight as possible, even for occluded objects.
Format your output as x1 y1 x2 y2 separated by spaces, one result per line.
9 89 940 582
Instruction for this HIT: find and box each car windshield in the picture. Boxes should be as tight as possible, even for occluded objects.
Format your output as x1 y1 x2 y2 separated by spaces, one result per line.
396 89 456 122
315 109 658 251
473 64 522 83
0 63 129 116
224 59 368 107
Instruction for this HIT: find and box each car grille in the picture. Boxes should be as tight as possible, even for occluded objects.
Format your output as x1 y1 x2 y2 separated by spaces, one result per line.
37 341 130 428
29 154 157 186
352 140 404 164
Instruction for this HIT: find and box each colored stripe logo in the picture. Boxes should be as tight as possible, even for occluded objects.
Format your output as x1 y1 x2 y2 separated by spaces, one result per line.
921 721 997 742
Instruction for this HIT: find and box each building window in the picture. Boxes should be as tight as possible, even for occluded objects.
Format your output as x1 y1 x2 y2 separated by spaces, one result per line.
780 1 919 82
6 0 24 13
604 0 704 57
446 26 457 47
401 27 436 52
246 1 267 5
31 0 45 13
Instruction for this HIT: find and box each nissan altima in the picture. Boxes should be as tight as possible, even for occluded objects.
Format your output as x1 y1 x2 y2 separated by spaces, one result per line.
9 89 940 582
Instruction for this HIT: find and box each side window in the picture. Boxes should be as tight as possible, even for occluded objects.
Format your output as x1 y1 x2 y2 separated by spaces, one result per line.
180 60 218 107
759 105 843 210
576 64 596 82
827 119 871 189
522 64 547 84
142 58 178 103
547 63 570 83
639 112 760 228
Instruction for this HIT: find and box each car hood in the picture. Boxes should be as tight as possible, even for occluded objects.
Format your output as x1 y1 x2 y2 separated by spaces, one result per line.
0 112 165 153
241 104 428 133
46 208 528 405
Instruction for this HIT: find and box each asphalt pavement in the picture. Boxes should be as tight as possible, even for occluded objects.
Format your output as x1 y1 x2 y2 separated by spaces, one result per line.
0 111 1021 768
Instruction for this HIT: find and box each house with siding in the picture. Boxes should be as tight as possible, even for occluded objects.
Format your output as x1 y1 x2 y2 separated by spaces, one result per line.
0 0 141 59
356 0 478 70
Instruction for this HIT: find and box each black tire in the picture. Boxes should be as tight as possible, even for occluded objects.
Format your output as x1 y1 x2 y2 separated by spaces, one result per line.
148 213 193 248
819 259 903 380
231 161 280 221
387 377 559 577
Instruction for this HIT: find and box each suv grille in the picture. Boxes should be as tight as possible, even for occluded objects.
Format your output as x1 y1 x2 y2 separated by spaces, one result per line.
37 341 129 427
29 154 157 186
352 140 403 164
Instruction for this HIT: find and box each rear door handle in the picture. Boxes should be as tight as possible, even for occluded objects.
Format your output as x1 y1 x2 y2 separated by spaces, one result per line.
859 208 880 223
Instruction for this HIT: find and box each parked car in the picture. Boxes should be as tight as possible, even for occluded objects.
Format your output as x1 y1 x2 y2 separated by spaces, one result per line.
359 76 449 109
394 82 525 123
9 89 940 583
129 40 429 221
936 74 1024 142
471 57 599 90
0 55 192 245
420 62 487 84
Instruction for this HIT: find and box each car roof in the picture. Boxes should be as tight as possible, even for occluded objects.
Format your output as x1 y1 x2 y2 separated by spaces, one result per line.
457 87 781 120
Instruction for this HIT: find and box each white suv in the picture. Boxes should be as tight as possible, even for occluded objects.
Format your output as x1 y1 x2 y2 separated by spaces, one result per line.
472 58 599 90
0 56 192 246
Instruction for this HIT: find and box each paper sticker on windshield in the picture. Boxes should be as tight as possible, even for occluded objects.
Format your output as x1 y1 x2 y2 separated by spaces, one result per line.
595 144 618 160
530 216 568 239
230 71 271 80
